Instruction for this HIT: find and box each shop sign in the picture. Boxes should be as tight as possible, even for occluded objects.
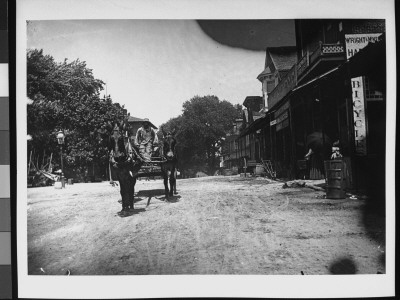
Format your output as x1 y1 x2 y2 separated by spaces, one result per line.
345 33 382 156
274 101 290 132
275 110 289 132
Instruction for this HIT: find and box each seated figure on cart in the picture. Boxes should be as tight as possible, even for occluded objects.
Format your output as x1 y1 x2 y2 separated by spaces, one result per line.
134 118 159 162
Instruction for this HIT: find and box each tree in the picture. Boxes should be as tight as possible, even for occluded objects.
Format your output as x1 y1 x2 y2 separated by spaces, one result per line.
161 95 238 175
27 49 128 180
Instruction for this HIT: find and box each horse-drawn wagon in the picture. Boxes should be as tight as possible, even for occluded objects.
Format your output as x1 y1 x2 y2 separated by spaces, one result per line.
108 117 178 214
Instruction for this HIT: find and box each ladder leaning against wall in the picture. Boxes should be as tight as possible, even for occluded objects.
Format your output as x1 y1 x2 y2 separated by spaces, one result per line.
261 159 276 179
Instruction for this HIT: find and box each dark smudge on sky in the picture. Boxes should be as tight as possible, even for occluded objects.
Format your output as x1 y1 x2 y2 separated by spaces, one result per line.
197 20 296 51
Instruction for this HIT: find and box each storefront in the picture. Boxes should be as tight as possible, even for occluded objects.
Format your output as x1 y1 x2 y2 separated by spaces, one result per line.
271 34 385 190
344 34 386 202
269 100 293 178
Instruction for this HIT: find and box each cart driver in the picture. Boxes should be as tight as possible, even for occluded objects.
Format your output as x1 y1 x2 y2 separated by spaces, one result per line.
134 118 158 162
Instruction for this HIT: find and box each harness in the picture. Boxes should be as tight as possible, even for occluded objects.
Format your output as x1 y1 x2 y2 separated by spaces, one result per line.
162 137 177 162
109 136 139 168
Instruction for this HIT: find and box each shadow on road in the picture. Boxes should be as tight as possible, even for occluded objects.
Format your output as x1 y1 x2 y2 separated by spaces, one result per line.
136 189 165 198
328 257 357 274
134 189 181 206
160 195 181 203
116 208 146 218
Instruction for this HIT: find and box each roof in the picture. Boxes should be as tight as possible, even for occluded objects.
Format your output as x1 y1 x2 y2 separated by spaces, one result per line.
347 33 385 78
243 96 262 108
127 116 158 129
257 66 272 81
258 47 297 81
239 116 269 137
268 46 297 72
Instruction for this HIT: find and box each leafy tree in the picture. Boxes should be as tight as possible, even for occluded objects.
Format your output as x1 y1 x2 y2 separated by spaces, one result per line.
27 49 128 180
160 95 238 175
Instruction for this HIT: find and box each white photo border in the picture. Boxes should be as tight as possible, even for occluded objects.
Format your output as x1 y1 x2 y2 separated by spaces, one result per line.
16 0 396 298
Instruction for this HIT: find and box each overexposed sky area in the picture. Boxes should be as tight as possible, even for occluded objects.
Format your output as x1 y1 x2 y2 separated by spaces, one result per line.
27 19 294 127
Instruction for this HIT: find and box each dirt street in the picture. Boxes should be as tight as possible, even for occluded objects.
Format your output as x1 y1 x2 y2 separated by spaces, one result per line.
27 176 385 275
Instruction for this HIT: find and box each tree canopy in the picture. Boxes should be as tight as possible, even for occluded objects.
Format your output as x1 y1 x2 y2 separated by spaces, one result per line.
27 49 128 179
160 95 240 175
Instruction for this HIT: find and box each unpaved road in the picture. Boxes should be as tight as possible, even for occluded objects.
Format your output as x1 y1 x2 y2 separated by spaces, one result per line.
27 176 385 275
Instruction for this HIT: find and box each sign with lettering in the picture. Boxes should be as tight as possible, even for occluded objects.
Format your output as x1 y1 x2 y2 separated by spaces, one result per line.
345 33 382 156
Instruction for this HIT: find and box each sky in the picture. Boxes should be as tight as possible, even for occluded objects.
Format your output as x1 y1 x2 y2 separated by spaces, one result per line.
27 19 295 127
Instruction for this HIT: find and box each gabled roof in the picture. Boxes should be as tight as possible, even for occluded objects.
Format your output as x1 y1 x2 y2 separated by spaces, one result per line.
257 46 297 82
127 116 144 122
243 96 263 108
239 115 269 137
257 66 272 81
268 46 297 71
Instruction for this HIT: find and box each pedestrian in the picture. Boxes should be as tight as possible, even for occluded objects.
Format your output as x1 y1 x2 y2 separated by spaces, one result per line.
331 140 343 159
304 131 332 179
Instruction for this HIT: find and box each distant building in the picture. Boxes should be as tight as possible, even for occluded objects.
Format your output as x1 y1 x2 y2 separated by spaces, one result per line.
231 48 298 175
235 96 269 173
220 118 243 172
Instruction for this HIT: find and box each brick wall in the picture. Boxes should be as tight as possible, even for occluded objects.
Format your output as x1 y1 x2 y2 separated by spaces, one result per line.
347 20 385 34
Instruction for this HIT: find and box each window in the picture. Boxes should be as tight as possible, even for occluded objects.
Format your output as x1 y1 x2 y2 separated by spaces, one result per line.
324 21 339 43
267 80 275 93
364 76 384 101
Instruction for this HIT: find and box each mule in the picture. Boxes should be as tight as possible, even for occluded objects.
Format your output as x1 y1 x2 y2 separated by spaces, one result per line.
109 125 142 213
160 131 178 199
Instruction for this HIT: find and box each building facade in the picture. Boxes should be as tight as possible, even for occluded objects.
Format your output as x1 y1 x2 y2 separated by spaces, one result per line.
220 118 243 173
236 96 266 172
264 19 386 193
255 47 297 178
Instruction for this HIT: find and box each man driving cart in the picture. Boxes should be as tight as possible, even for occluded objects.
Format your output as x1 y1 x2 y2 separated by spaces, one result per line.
134 118 159 162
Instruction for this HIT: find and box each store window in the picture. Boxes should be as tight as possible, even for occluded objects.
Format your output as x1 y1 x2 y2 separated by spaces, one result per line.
364 76 384 101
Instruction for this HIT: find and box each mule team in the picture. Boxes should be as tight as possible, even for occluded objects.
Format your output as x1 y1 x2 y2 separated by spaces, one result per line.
108 119 178 214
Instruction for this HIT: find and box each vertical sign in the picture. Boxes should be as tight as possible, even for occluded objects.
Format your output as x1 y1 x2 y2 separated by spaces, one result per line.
345 33 382 155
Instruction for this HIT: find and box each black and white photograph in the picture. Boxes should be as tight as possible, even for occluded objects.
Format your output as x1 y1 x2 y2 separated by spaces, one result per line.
16 0 396 298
